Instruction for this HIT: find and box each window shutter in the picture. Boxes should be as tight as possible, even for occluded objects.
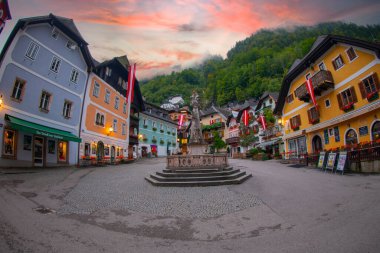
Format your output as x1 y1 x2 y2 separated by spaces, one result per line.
358 81 366 99
296 115 301 127
350 87 358 103
374 73 380 91
290 117 294 129
337 93 343 109
307 109 312 123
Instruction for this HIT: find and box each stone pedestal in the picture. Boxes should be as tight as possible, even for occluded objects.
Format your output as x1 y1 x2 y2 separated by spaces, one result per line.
189 144 207 155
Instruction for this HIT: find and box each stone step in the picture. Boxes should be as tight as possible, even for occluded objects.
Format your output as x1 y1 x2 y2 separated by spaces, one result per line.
156 169 240 178
145 173 252 187
150 171 246 182
163 166 233 174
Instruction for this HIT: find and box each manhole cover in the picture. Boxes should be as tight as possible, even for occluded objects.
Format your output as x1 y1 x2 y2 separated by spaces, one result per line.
35 207 55 214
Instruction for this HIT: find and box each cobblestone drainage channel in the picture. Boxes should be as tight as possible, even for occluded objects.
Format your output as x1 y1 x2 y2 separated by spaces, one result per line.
34 207 56 215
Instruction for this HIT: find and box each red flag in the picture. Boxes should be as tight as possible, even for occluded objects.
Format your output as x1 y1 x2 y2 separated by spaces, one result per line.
0 0 11 34
259 115 267 130
243 109 249 127
306 79 318 109
126 63 136 103
178 114 184 129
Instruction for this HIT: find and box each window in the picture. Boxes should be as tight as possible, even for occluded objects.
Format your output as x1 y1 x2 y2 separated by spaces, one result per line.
325 99 330 108
160 123 163 130
50 56 61 73
152 121 156 128
105 67 112 77
114 97 119 109
113 119 118 132
332 55 344 70
305 73 311 80
39 91 51 111
289 115 301 130
372 121 380 141
123 102 127 114
359 73 379 99
122 123 126 135
70 69 79 84
58 141 68 162
337 87 357 110
105 90 110 104
51 27 59 39
286 94 294 104
118 77 123 86
307 106 319 124
25 42 40 60
11 78 26 101
95 113 105 126
318 62 326 71
3 129 16 157
93 82 100 97
66 40 76 50
346 47 357 61
62 100 72 118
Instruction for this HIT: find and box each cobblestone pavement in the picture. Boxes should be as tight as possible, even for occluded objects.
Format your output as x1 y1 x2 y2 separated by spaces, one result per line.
0 158 380 252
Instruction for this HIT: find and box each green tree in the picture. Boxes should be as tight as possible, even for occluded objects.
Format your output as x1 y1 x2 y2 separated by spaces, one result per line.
211 131 226 152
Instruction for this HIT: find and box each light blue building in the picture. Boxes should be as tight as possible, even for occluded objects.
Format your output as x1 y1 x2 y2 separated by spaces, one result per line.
0 14 93 167
139 101 177 157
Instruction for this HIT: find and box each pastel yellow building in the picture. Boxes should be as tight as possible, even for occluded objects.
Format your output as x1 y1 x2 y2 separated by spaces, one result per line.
200 105 230 144
275 35 380 157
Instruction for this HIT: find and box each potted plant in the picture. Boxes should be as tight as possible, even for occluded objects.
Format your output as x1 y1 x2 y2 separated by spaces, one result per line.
342 102 354 112
367 91 379 101
152 127 157 131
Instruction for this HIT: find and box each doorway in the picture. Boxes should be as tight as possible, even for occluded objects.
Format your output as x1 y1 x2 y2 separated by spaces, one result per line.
312 135 323 154
33 136 44 167
97 141 104 162
111 146 115 162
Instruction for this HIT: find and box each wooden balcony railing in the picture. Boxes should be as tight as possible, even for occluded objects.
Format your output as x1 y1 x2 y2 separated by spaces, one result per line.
294 70 334 102
226 137 240 144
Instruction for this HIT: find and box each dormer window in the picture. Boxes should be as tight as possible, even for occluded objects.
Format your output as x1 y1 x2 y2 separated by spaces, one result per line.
51 27 59 39
105 67 112 77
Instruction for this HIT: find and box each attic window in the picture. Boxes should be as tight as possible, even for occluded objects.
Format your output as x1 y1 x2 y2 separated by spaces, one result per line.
66 41 76 50
51 27 59 39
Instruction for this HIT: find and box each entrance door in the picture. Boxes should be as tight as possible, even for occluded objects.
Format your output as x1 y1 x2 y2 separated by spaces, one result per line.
97 141 104 162
312 135 323 154
33 136 44 167
142 146 147 157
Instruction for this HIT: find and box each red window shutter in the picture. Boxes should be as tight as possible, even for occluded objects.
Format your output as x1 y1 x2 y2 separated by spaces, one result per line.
358 81 366 99
373 73 380 91
337 93 343 109
350 87 358 103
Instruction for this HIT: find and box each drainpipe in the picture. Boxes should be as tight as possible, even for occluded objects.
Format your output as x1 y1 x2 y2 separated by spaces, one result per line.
77 68 92 167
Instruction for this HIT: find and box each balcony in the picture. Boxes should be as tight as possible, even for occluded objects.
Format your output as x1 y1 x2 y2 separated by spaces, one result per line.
226 137 240 144
129 134 138 145
294 70 334 102
262 126 283 140
202 122 226 132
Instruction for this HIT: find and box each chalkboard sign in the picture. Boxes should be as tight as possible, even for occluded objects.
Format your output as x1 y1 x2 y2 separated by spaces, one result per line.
326 153 337 170
336 151 347 173
359 126 368 136
317 152 326 168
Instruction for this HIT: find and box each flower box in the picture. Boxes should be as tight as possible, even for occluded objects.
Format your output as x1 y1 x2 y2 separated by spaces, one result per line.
152 139 157 143
160 129 164 133
291 126 300 131
309 118 320 124
143 125 148 129
167 131 171 134
367 91 379 102
152 127 157 131
342 102 354 112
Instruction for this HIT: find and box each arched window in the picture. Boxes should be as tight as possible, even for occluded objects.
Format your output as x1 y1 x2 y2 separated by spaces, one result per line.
100 115 105 126
372 121 380 141
96 113 100 125
345 129 358 145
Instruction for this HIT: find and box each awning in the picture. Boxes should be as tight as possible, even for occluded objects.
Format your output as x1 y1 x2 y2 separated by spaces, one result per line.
5 114 81 142
256 138 282 149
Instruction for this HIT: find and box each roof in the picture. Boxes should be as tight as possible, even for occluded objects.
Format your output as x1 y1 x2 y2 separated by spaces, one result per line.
274 35 380 115
255 92 279 111
200 105 230 120
0 13 94 70
142 101 176 125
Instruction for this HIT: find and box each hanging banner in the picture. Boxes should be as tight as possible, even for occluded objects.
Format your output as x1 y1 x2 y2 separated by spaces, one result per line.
259 115 267 130
306 79 318 109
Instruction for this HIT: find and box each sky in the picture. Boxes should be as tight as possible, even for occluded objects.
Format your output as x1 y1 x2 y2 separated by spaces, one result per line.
1 0 380 80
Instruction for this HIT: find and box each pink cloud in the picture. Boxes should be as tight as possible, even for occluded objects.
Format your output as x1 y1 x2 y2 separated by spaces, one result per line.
159 49 202 61
137 61 174 70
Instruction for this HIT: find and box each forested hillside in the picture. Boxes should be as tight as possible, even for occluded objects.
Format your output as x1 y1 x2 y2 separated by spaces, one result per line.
141 22 380 107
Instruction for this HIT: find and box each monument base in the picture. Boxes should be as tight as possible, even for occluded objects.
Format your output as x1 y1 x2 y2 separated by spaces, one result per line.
166 154 228 170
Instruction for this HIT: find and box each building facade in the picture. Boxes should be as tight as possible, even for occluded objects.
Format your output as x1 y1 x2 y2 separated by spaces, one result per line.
0 14 93 167
139 102 177 157
169 107 191 153
275 35 380 158
80 56 144 163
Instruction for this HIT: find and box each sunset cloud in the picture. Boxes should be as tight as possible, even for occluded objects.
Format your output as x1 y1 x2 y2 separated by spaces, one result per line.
1 0 379 79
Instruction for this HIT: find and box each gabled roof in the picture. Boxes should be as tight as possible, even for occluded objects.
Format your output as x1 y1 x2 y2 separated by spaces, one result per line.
200 105 230 120
274 35 380 115
0 13 94 70
255 92 279 111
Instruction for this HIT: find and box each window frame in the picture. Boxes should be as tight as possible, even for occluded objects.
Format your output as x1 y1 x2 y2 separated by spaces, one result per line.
286 93 294 104
25 41 40 60
346 47 358 62
359 73 379 99
70 68 79 84
332 55 344 71
318 62 326 71
93 82 100 97
123 102 127 114
11 78 26 101
50 56 61 73
122 123 126 135
39 91 52 112
114 97 120 110
104 89 110 104
63 100 73 119
113 119 118 132
324 99 331 108
337 87 357 109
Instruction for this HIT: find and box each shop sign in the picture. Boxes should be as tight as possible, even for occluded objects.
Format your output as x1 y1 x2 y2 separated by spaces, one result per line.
36 130 63 140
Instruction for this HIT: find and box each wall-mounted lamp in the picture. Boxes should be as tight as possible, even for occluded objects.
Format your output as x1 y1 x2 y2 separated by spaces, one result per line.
138 134 143 140
0 94 3 107
278 118 283 125
107 127 114 136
